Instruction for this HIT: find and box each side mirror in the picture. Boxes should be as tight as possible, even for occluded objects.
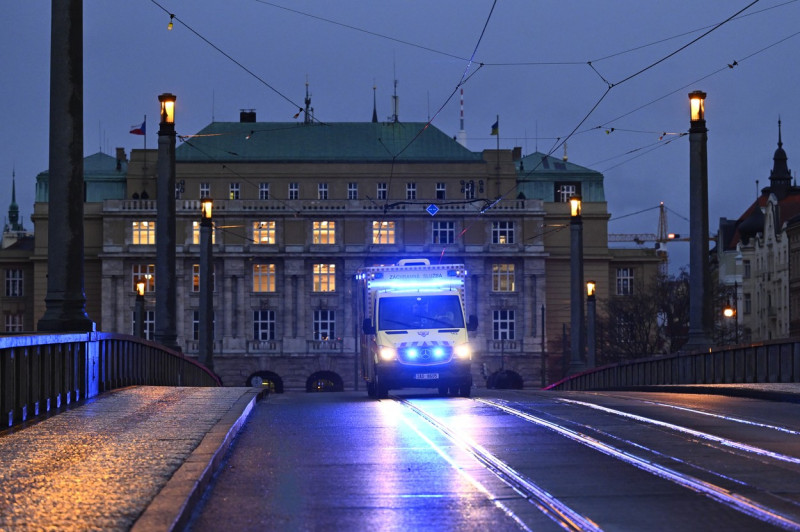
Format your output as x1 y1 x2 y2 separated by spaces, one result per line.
467 315 478 332
362 318 375 335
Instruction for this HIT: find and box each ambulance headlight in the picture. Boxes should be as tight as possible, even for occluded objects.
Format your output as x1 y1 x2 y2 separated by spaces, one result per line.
454 344 471 359
379 347 397 361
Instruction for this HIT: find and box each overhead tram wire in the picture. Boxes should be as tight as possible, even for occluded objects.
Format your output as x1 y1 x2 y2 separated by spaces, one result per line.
483 1 765 216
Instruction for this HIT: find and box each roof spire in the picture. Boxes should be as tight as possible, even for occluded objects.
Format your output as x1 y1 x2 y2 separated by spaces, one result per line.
5 168 22 232
456 88 467 148
303 78 313 124
769 116 791 198
372 84 378 123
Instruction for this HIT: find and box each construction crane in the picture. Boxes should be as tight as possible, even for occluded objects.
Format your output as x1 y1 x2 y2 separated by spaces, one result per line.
608 203 681 272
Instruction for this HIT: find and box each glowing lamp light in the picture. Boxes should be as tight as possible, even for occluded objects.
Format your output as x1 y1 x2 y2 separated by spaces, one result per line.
433 346 445 358
406 348 419 359
689 90 706 122
159 93 177 124
723 305 736 318
136 281 146 297
379 347 396 361
570 195 582 217
586 280 596 298
455 344 471 359
201 198 213 220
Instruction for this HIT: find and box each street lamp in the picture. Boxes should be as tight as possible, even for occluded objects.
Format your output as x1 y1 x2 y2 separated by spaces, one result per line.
199 198 214 371
723 281 740 344
569 195 586 375
155 92 180 351
135 281 146 339
586 280 596 369
685 90 712 350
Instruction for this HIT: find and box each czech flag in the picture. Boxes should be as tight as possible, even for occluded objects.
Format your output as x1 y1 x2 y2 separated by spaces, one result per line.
130 120 146 136
490 120 498 136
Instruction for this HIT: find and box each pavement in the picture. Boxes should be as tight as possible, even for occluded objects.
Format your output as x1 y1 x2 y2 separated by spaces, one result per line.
0 385 265 532
1 382 799 531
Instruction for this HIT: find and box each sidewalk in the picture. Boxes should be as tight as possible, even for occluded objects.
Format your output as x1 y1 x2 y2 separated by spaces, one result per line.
604 382 800 402
0 386 264 531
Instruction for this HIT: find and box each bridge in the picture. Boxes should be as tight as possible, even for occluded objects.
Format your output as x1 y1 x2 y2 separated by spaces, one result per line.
3 334 800 530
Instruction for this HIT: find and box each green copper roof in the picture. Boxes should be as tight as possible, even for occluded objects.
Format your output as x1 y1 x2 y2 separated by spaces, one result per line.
176 121 484 163
516 152 601 177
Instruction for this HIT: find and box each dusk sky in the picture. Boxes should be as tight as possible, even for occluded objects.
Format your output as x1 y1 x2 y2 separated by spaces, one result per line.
2 1 800 272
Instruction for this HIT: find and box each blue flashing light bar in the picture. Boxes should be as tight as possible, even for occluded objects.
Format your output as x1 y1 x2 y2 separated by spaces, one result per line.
368 276 462 292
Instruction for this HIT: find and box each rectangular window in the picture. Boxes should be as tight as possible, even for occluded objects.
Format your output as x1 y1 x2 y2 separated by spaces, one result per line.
192 221 216 245
318 183 328 200
253 264 276 292
744 292 752 315
436 182 446 200
432 221 455 244
259 182 270 200
192 310 215 342
743 259 751 279
348 183 358 200
191 264 215 293
229 182 240 200
5 313 23 332
555 182 580 203
132 221 156 245
313 221 336 244
288 182 299 200
199 183 210 199
492 264 515 292
377 183 387 201
313 264 336 292
253 221 276 244
492 221 515 244
132 264 155 292
5 269 23 297
463 180 476 200
616 267 634 296
406 182 416 200
253 309 276 340
313 309 336 341
131 310 155 340
372 221 395 244
493 310 515 340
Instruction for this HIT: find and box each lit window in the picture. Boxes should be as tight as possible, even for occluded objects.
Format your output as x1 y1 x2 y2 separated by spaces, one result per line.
313 309 336 341
132 264 155 292
229 182 240 200
259 182 270 200
199 183 210 199
191 264 215 293
5 313 23 332
493 310 515 340
492 264 515 292
616 268 634 296
313 264 336 292
192 221 216 245
253 310 276 340
555 183 578 203
253 221 276 244
132 221 156 245
406 182 416 200
492 221 515 244
432 221 455 244
348 183 358 200
377 183 387 201
253 264 276 292
5 269 23 297
372 221 395 244
318 183 328 200
289 183 299 200
313 221 336 244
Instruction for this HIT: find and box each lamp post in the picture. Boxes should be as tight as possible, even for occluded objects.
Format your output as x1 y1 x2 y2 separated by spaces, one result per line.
586 280 596 369
199 198 214 371
568 195 586 375
155 93 180 351
723 281 740 344
135 281 146 339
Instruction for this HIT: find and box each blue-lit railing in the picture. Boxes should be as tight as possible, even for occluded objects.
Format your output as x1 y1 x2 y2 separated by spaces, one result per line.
0 332 220 428
546 340 800 391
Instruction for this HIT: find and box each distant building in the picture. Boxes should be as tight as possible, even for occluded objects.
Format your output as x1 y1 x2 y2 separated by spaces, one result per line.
0 171 35 331
27 102 661 388
718 121 800 342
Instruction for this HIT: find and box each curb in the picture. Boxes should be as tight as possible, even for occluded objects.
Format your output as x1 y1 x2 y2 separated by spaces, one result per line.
605 385 800 404
131 388 268 532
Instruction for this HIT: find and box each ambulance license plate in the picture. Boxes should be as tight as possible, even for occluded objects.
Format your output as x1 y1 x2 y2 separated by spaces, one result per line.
415 373 439 380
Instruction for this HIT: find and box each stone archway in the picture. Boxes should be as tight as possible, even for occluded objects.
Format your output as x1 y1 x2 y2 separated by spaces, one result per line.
306 370 344 392
486 369 524 389
246 370 284 393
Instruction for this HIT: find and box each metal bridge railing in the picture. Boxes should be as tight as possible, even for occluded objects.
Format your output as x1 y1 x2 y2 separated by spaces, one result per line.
546 340 800 391
0 332 220 428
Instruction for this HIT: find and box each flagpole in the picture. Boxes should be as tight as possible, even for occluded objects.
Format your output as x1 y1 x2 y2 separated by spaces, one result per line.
495 114 500 170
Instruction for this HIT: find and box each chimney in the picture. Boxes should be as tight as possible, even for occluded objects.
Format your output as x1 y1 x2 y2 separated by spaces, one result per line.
240 109 256 123
115 147 127 171
512 147 522 161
